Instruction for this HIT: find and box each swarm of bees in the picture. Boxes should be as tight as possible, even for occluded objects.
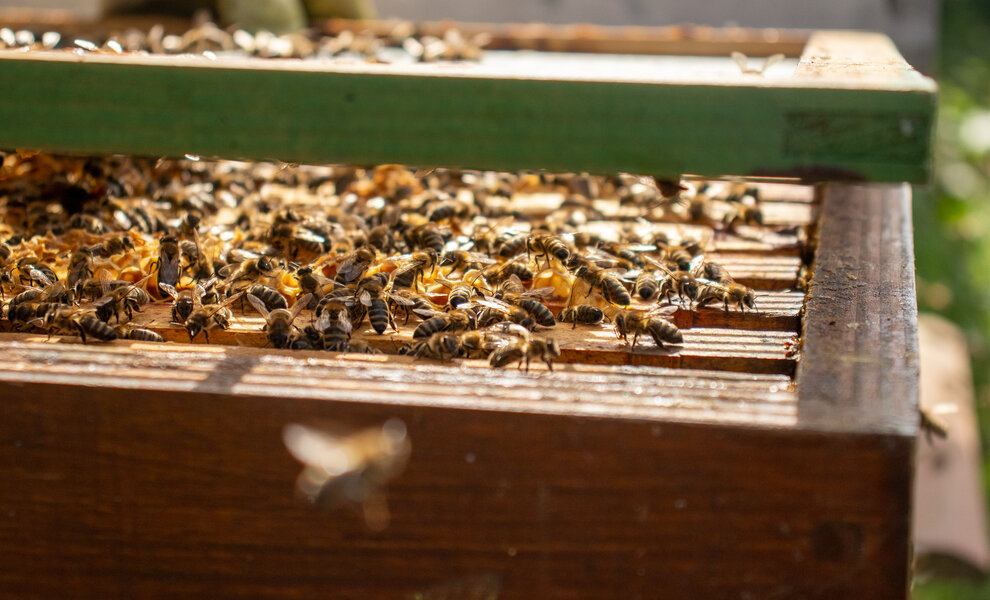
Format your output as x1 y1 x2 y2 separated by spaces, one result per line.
0 149 774 372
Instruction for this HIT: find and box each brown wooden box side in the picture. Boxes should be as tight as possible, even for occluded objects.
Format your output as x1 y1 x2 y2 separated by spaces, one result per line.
797 183 920 437
0 378 910 600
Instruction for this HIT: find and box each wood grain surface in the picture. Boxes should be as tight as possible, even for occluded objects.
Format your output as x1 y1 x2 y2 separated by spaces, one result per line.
796 183 919 435
0 29 934 182
0 337 911 600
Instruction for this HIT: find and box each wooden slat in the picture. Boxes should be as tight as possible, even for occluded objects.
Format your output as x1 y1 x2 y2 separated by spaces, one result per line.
795 31 934 89
0 32 934 182
0 335 794 426
0 342 914 599
5 302 795 374
709 254 801 289
322 18 811 57
796 183 919 435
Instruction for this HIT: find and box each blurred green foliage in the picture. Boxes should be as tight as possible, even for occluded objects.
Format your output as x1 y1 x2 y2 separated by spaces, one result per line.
913 0 990 597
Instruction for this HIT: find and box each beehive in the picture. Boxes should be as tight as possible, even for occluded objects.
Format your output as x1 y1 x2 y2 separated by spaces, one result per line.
0 15 932 599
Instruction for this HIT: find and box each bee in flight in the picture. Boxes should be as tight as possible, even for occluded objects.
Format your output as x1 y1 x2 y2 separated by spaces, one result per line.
282 419 411 531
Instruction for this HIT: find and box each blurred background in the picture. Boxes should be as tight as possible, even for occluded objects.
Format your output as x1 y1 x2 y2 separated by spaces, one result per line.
3 0 988 596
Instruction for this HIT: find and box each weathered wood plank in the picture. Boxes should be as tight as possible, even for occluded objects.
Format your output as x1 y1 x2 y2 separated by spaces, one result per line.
796 183 919 435
0 335 795 425
323 18 811 57
1 301 796 374
0 357 914 599
0 34 934 182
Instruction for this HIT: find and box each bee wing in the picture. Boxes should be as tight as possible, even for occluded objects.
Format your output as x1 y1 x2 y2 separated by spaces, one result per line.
158 282 180 300
642 254 674 276
388 259 419 280
413 307 444 319
731 51 749 73
315 310 332 332
487 321 531 339
98 269 114 297
646 305 679 317
761 53 785 74
358 290 372 307
384 291 415 307
294 228 326 244
336 252 369 281
208 290 244 316
464 251 496 265
227 248 260 263
161 248 181 268
687 254 706 272
216 263 238 279
290 294 312 320
337 312 353 333
522 286 556 300
474 298 511 314
282 423 352 472
246 293 271 319
29 268 53 287
504 273 525 289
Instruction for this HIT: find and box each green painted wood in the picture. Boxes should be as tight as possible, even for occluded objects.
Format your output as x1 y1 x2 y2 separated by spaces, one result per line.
0 51 934 182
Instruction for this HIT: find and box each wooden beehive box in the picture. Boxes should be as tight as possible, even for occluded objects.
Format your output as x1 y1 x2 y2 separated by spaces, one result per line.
0 16 932 599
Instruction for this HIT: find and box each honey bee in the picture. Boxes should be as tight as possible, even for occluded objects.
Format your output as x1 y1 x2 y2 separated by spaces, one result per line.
613 309 683 350
634 270 660 301
488 334 561 372
154 234 182 291
439 250 495 276
159 280 209 324
477 256 534 286
354 277 407 335
282 420 411 531
406 222 445 253
413 306 477 339
399 331 462 361
366 224 396 254
116 323 165 343
683 185 714 222
295 264 327 309
557 305 605 328
16 257 58 288
694 281 757 312
94 272 153 323
598 241 644 268
43 306 118 343
183 292 242 343
454 329 506 359
723 203 764 232
246 283 288 311
448 282 479 310
427 198 476 223
315 286 358 330
390 249 438 292
495 233 527 259
89 234 134 259
571 262 631 306
696 260 734 285
66 248 95 291
312 309 352 352
268 222 327 258
527 234 570 268
495 280 556 328
219 251 281 284
334 246 377 284
247 293 311 349
645 256 699 305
